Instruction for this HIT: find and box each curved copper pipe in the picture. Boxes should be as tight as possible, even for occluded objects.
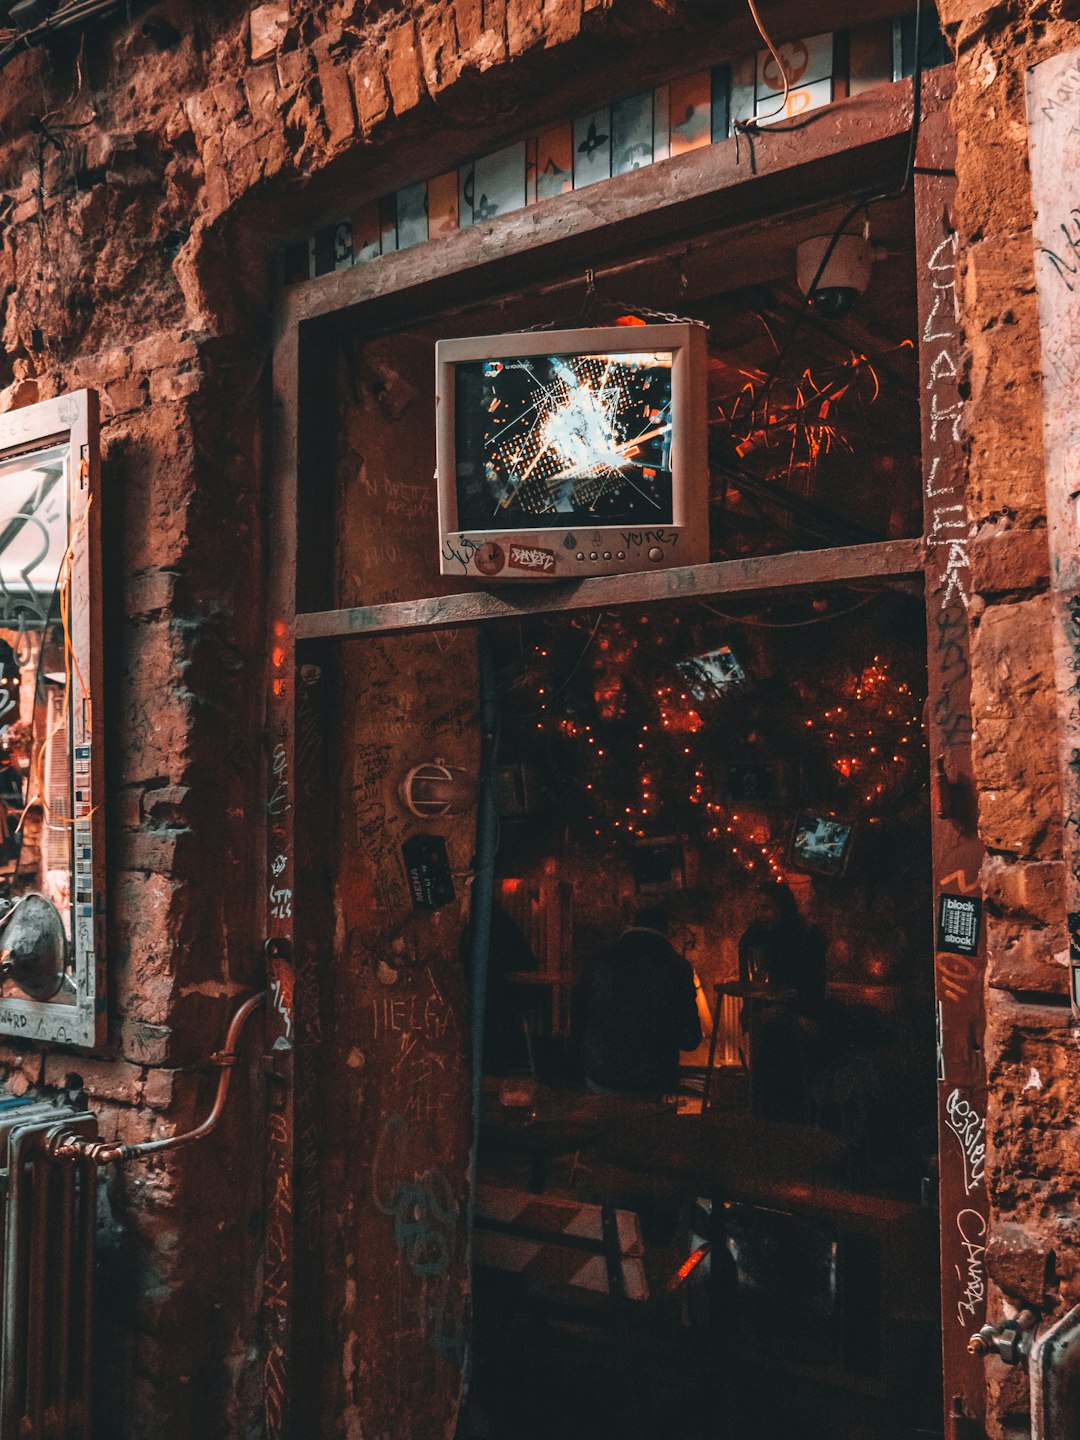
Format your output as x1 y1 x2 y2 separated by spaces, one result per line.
47 991 267 1165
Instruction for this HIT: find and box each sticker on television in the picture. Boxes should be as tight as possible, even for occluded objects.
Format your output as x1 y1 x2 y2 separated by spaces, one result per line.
508 544 556 574
473 541 506 576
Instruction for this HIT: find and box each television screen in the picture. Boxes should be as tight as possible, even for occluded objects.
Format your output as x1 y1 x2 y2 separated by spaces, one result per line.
790 812 854 877
676 644 746 700
453 349 675 531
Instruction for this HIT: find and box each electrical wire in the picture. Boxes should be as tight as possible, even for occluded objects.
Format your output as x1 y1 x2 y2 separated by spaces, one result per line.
502 611 605 719
741 0 790 127
698 590 882 628
752 2 928 410
0 0 123 67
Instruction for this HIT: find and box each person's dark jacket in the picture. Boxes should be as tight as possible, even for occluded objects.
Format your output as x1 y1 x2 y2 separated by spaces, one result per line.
574 926 701 1096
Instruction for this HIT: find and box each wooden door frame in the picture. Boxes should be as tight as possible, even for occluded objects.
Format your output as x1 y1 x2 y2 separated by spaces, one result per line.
264 66 988 1439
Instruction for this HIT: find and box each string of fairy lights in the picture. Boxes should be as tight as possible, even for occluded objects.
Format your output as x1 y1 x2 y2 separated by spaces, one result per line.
505 612 928 877
493 311 925 874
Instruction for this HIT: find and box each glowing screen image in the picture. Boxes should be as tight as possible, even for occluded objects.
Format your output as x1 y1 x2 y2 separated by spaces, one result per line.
677 645 747 700
791 814 853 877
454 350 675 530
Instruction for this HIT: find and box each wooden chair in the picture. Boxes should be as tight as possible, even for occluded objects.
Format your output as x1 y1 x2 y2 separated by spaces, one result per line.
473 1182 711 1436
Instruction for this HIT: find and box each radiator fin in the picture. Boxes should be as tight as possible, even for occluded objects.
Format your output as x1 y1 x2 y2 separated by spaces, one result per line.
0 1102 96 1440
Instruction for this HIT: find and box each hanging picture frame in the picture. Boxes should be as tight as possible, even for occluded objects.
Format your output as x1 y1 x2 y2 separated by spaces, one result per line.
789 810 854 878
0 391 104 1047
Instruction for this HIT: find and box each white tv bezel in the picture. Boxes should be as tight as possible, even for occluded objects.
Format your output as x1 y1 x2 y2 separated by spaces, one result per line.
435 323 709 581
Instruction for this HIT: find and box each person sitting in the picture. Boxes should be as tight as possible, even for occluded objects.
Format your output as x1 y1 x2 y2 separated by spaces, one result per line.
573 905 701 1099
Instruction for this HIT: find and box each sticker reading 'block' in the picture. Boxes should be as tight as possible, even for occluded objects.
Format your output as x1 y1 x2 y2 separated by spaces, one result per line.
937 893 982 957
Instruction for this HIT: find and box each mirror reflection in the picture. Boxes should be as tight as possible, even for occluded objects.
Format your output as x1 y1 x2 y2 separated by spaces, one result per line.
0 441 76 1004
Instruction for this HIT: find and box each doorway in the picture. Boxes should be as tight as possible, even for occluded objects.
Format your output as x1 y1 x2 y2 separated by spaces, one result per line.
283 178 952 1437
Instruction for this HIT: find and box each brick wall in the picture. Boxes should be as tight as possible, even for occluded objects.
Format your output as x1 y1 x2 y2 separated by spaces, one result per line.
0 0 1078 1434
0 5 733 1434
940 1 1080 1433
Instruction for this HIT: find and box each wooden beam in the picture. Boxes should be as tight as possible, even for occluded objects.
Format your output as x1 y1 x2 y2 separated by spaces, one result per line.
915 103 989 1434
285 73 950 336
294 538 924 640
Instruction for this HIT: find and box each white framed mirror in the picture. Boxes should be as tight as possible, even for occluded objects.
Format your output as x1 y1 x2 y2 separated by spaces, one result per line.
0 392 103 1047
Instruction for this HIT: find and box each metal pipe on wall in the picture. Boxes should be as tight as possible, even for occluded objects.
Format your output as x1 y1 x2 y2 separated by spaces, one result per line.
45 991 267 1166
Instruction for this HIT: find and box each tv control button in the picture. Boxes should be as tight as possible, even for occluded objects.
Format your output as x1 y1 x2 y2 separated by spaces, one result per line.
648 546 664 562
603 551 612 560
589 551 598 560
576 552 585 561
617 551 626 560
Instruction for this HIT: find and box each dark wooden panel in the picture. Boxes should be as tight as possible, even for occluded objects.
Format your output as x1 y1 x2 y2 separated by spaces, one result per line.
915 105 989 1437
264 314 298 1440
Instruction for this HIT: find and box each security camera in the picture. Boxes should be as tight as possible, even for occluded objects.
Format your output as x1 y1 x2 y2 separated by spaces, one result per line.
796 233 879 318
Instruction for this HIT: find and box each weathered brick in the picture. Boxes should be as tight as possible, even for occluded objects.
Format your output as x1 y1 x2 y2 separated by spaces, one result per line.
985 914 1069 995
250 1 291 62
506 0 544 55
119 1018 173 1067
418 5 460 93
276 43 311 91
116 785 144 832
987 1222 1055 1304
385 20 426 114
141 784 192 823
542 0 585 47
243 58 280 125
0 1047 44 1086
103 375 149 416
312 35 359 144
142 1066 178 1110
149 367 202 404
45 1054 144 1104
970 526 1050 599
982 856 1066 925
115 827 191 876
351 46 391 133
971 596 1062 858
455 0 485 51
482 0 507 36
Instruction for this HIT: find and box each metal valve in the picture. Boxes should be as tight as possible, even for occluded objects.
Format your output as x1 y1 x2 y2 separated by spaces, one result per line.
967 1309 1039 1365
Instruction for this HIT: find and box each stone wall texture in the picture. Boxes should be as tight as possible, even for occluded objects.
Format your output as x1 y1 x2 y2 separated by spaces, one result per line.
938 1 1080 1434
0 0 1079 1436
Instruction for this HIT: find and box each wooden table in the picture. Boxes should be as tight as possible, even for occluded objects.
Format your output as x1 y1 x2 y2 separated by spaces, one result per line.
595 1109 936 1401
480 1083 668 1192
593 1110 847 1325
593 1110 845 1198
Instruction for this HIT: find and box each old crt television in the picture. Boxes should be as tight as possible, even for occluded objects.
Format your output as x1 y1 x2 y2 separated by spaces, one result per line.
435 324 708 580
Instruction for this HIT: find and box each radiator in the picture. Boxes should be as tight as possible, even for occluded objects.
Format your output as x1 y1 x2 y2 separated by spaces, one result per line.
1030 1303 1080 1439
0 1098 97 1440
